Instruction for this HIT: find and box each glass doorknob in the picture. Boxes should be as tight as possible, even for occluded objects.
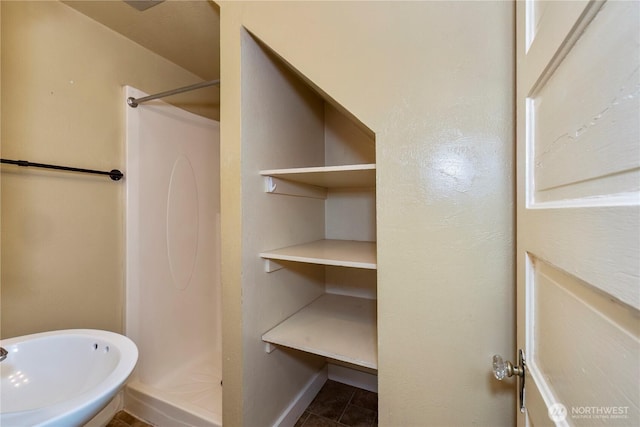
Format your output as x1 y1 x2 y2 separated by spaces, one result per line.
492 353 524 379
492 354 509 380
492 350 527 413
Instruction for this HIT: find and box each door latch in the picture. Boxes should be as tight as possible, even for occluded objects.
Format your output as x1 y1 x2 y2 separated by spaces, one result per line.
493 349 526 413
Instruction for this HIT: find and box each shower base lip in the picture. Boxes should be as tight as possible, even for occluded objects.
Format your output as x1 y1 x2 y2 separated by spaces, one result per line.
125 379 221 427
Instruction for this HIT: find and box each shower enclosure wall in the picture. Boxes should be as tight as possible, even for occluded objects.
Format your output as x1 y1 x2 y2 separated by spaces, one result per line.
124 86 221 427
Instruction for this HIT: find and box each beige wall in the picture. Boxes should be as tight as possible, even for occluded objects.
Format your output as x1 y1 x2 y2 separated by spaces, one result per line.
0 0 216 338
220 1 515 425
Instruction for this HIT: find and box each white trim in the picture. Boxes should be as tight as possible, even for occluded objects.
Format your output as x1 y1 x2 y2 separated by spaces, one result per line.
528 361 569 427
273 367 328 427
525 97 536 209
525 253 535 362
125 382 220 427
529 192 640 209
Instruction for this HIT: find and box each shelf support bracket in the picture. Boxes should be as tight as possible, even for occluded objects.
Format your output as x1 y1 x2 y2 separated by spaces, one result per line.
264 176 327 199
264 259 285 273
264 342 278 354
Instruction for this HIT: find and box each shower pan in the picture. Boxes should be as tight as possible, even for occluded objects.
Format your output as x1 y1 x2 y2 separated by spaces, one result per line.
124 86 221 427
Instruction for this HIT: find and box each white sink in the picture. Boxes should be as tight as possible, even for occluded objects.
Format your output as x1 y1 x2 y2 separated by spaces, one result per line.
0 329 138 427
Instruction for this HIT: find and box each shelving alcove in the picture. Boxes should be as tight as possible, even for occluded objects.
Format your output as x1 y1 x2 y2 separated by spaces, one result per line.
246 30 378 380
260 159 378 371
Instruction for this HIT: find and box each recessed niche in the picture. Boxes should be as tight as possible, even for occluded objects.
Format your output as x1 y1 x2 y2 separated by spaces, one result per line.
242 29 377 373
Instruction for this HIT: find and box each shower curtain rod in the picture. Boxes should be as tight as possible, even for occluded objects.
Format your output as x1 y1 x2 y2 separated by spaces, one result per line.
127 79 220 108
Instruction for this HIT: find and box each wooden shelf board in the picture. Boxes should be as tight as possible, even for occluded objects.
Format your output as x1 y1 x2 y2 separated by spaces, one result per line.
259 239 376 269
260 164 375 188
262 293 377 370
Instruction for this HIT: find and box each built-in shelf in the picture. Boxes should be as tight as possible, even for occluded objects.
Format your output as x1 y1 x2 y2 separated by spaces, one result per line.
261 164 375 188
262 293 377 370
259 239 377 269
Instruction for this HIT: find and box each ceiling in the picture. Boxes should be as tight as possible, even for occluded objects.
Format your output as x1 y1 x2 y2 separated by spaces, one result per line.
63 0 220 81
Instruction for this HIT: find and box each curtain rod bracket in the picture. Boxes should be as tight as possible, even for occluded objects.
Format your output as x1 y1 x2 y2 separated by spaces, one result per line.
109 170 124 181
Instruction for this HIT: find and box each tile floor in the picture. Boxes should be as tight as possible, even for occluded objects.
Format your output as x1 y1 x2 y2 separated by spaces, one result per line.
107 411 153 427
108 380 377 427
295 380 378 427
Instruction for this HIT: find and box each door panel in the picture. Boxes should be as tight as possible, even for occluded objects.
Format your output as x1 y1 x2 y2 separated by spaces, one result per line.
528 0 639 203
532 258 639 410
526 208 639 307
517 1 640 425
524 0 592 89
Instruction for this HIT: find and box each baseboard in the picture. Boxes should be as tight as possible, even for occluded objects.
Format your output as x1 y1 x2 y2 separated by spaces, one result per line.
125 381 220 427
273 366 328 427
328 363 378 393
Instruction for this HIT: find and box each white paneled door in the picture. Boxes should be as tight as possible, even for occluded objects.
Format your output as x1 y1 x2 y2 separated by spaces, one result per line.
515 0 639 426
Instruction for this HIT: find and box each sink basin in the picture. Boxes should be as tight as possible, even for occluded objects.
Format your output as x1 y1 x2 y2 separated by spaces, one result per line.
0 329 138 427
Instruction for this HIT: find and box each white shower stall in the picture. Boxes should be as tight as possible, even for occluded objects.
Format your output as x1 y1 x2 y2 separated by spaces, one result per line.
124 86 221 427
